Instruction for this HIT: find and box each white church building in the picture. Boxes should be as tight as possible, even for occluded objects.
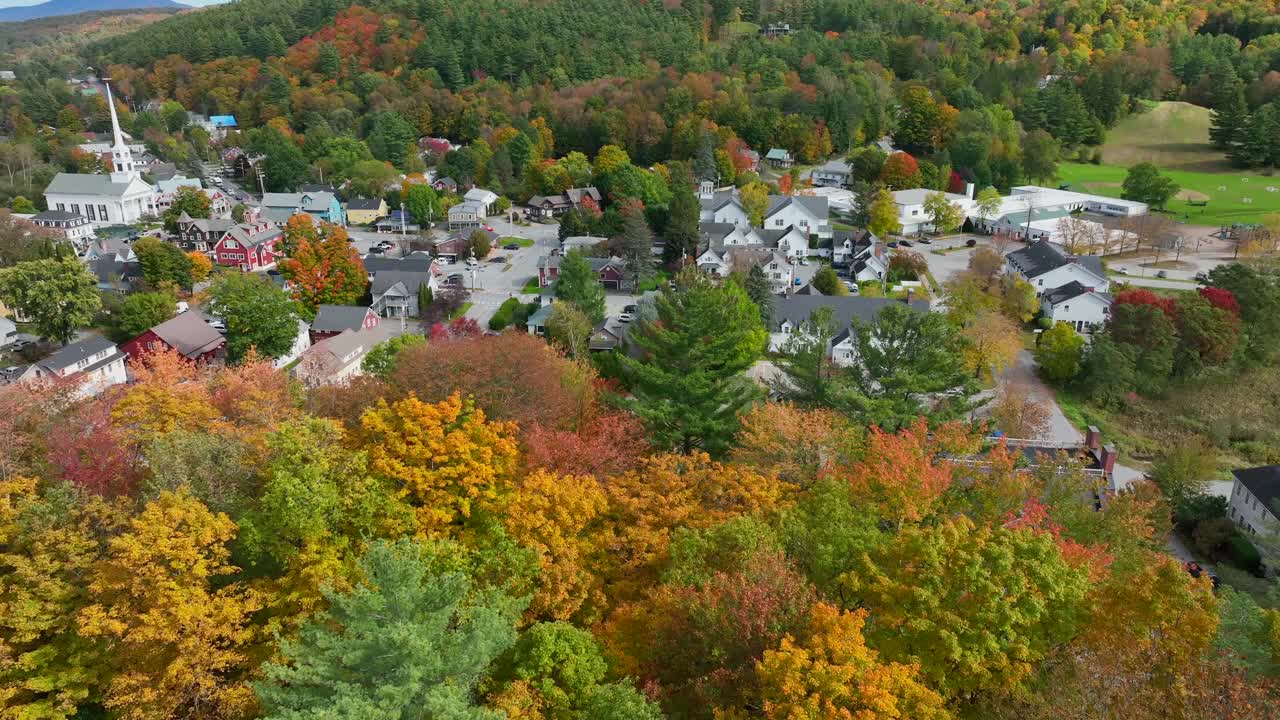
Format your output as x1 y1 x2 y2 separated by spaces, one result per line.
44 81 156 227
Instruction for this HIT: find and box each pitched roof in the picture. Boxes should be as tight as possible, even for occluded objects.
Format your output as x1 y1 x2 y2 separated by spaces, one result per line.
1042 281 1111 306
371 270 432 295
765 148 792 160
364 255 435 274
698 191 742 214
224 223 282 249
565 187 601 204
148 312 225 359
773 295 930 332
449 200 485 215
1232 466 1280 520
182 217 236 234
463 188 499 204
346 197 385 210
892 188 970 206
312 305 375 333
766 194 828 220
261 191 337 212
31 210 86 223
44 172 135 197
810 158 852 175
39 335 117 372
1006 240 1106 281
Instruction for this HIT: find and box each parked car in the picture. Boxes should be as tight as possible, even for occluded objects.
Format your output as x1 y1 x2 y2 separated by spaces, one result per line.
503 243 521 251
484 225 495 232
918 237 932 244
10 339 31 352
1114 266 1129 275
1156 270 1168 279
965 238 977 247
618 311 634 323
842 280 857 292
887 241 899 248
367 247 384 255
798 257 810 265
899 239 913 247
1195 271 1211 284
446 273 464 285
206 319 226 331
489 256 506 263
794 278 803 286
465 257 479 267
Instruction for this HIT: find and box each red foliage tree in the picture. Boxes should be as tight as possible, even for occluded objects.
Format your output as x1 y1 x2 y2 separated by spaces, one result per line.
1197 286 1240 316
878 152 921 190
1114 289 1177 318
46 399 142 498
388 332 597 433
523 412 649 478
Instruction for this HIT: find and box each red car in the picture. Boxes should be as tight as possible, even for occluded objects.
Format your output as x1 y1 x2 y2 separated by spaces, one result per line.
484 225 495 232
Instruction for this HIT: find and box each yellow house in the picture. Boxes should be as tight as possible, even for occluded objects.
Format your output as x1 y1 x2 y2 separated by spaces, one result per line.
346 198 388 225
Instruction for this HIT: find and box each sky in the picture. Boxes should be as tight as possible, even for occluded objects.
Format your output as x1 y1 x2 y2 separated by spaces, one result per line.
0 0 229 7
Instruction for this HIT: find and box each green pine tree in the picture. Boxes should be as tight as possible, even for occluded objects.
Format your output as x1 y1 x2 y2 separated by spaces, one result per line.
619 269 766 454
663 182 700 266
743 264 774 328
255 539 519 720
1210 81 1248 153
554 250 606 324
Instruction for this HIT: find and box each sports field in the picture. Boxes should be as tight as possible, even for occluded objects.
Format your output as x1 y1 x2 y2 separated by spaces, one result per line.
1098 101 1223 172
1058 163 1280 227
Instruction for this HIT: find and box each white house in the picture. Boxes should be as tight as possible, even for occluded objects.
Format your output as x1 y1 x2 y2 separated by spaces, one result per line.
833 229 888 282
892 188 974 235
698 189 750 226
463 188 499 215
1229 466 1280 545
809 158 852 188
0 316 16 348
1040 281 1112 333
44 82 156 227
764 195 831 239
696 247 793 292
28 210 95 243
448 200 485 230
699 222 809 261
1005 240 1110 295
15 335 127 397
292 326 392 388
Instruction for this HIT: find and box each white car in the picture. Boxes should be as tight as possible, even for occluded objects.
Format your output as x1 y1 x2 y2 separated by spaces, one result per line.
1115 266 1130 275
465 257 479 267
207 318 227 331
843 280 858 293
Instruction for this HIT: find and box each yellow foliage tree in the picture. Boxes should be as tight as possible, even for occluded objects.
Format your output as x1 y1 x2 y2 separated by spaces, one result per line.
77 490 261 720
186 251 212 284
504 469 609 624
0 477 125 719
361 392 520 535
598 453 787 602
732 403 862 489
960 310 1023 379
757 602 950 720
111 348 219 444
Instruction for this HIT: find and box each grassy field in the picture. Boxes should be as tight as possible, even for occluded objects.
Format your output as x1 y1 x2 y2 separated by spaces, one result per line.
1098 101 1221 172
1058 162 1280 226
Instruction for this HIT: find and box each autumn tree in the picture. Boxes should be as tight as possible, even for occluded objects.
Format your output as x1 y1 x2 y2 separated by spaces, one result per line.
0 256 100 344
0 477 119 720
388 332 597 434
187 251 212 284
756 603 949 720
843 516 1090 697
546 301 593 360
878 152 921 190
111 348 220 444
133 236 193 291
987 381 1052 439
740 181 769 227
620 268 766 454
732 402 860 490
78 490 261 720
522 412 649 479
961 310 1023 378
503 469 608 623
278 215 367 315
923 191 963 234
255 538 520 719
361 333 425 377
866 187 902 237
361 392 519 535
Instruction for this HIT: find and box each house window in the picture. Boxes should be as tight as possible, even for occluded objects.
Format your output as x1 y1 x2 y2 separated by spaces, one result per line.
99 205 108 222
86 205 95 221
71 204 80 215
56 203 65 211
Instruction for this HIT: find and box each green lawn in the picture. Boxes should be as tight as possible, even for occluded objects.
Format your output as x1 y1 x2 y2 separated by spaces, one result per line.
1058 162 1280 226
1098 101 1221 172
498 236 534 248
521 278 541 294
449 302 473 320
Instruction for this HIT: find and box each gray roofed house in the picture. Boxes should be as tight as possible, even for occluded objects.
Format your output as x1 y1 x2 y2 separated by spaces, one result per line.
147 162 179 181
769 295 930 361
91 255 141 293
1042 280 1109 306
809 158 853 188
1229 465 1280 555
122 311 226 362
1005 239 1108 290
18 335 129 396
364 254 436 275
346 198 384 210
311 305 380 338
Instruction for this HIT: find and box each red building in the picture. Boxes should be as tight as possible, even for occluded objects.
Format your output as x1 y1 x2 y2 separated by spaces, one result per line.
121 311 226 365
212 222 283 271
536 254 630 290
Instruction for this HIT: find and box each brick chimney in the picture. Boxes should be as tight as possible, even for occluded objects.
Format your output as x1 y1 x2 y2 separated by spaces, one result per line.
1101 443 1117 475
1085 425 1100 450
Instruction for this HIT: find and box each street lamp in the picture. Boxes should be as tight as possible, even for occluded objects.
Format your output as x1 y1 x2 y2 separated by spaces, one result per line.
400 201 406 254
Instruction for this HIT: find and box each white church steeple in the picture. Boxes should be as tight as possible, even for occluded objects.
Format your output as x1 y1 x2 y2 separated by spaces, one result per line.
104 80 137 183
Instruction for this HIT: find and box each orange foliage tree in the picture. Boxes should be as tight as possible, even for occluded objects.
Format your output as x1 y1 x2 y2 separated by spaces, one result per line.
277 215 367 315
732 403 861 489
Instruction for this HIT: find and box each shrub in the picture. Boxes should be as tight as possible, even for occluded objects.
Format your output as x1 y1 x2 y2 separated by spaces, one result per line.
1191 516 1234 556
1172 494 1227 534
1037 316 1054 330
488 297 524 331
1226 533 1262 574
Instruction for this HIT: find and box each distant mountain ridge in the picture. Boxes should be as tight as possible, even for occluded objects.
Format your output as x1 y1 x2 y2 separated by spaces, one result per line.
0 0 186 23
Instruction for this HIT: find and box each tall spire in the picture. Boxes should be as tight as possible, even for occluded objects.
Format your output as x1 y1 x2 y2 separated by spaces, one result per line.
104 79 136 181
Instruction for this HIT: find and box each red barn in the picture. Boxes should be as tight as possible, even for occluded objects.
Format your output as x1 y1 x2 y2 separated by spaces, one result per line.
309 305 380 344
121 311 226 365
213 222 283 271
